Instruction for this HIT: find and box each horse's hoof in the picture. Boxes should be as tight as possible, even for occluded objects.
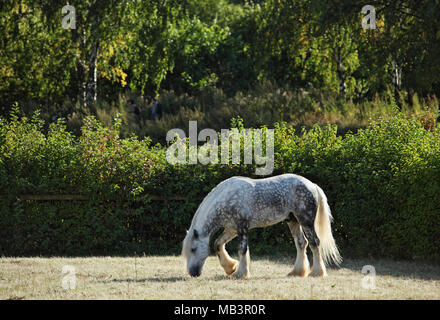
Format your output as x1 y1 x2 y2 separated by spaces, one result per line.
225 261 239 276
232 270 250 279
309 267 327 277
288 267 309 277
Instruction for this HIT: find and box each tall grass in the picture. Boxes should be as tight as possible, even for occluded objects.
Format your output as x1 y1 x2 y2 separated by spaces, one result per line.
59 83 439 144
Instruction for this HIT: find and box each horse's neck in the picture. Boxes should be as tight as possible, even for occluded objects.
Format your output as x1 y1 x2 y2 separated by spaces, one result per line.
193 206 219 238
192 180 230 237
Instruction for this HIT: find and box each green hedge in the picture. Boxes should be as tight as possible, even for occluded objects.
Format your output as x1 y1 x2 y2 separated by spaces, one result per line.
1 108 439 260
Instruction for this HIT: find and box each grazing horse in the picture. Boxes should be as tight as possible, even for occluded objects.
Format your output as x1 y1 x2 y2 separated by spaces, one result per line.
182 174 342 279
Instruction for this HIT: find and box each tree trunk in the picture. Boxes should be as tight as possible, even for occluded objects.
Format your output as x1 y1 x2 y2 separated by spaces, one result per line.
85 40 99 108
334 46 346 97
391 59 402 109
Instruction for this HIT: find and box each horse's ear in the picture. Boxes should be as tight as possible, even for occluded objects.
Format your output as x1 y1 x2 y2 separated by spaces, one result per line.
193 229 199 239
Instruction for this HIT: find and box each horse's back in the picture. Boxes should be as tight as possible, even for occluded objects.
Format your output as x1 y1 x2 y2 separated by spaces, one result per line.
228 174 316 192
220 174 318 200
221 174 318 228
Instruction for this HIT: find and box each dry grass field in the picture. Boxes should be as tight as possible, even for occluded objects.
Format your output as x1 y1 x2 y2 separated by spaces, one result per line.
0 256 439 300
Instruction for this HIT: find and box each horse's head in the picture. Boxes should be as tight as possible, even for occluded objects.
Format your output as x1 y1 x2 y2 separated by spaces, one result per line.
182 228 210 277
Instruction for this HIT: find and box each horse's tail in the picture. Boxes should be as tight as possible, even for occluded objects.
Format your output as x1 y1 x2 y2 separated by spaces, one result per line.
314 185 342 266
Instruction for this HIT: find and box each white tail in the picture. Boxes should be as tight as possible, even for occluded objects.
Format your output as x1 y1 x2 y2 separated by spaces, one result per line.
314 185 342 266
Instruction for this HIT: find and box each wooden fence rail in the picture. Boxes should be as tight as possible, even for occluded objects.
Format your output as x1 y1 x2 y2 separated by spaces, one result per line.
15 194 189 201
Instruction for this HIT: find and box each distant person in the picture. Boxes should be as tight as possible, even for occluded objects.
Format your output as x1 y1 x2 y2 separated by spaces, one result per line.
128 99 141 116
151 97 162 120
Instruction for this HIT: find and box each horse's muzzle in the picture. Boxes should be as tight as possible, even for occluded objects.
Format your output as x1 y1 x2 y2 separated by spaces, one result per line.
189 266 201 277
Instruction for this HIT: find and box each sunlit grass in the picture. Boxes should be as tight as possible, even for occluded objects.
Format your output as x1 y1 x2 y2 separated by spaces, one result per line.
1 256 438 300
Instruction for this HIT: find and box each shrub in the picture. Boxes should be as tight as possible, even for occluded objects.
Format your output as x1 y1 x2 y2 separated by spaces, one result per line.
0 108 439 260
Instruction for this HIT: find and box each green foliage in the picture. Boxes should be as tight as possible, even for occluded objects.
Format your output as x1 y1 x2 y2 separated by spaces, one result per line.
2 0 440 120
1 108 439 260
333 115 440 260
0 2 74 113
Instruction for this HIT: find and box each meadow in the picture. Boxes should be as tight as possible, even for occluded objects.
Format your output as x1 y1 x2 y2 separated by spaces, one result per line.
1 256 439 300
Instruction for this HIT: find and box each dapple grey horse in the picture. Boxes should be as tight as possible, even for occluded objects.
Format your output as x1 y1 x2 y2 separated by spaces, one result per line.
182 174 341 278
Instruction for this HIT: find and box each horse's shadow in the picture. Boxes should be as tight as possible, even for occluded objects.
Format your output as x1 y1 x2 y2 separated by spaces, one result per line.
256 255 440 281
100 276 187 284
100 274 232 284
99 274 275 284
217 255 440 281
336 258 440 281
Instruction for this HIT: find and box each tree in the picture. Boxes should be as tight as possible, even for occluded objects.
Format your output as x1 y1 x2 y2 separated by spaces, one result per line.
56 0 130 107
0 1 73 115
316 0 440 98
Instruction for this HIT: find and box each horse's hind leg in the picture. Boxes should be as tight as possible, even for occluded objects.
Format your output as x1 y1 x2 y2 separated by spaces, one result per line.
287 221 310 277
214 229 238 275
302 224 327 277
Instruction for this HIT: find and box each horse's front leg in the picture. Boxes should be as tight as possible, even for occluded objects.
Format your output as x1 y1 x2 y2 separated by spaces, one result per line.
214 229 238 275
232 222 251 279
